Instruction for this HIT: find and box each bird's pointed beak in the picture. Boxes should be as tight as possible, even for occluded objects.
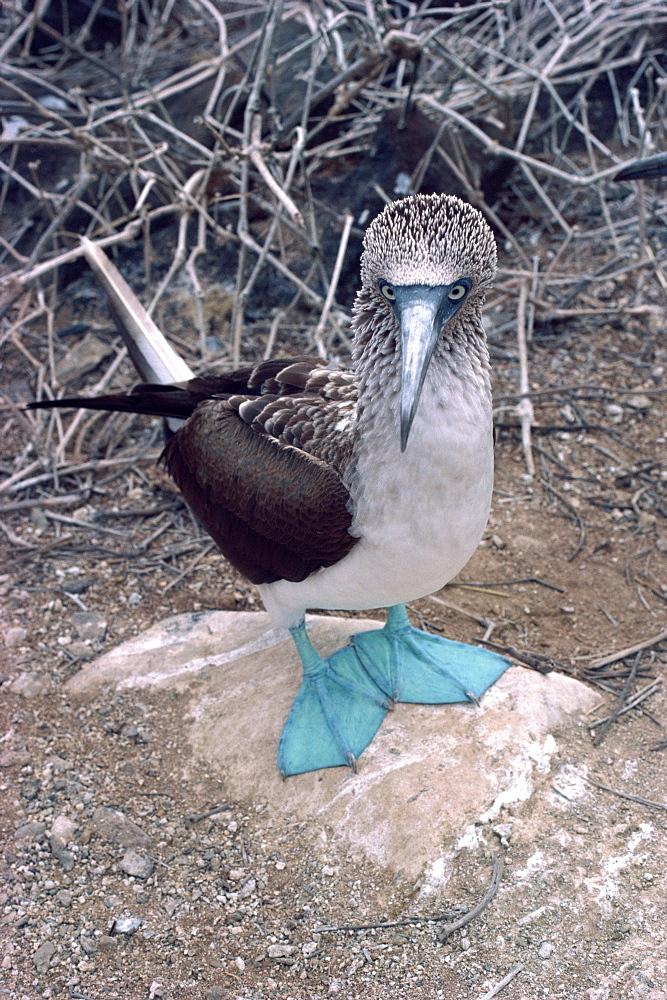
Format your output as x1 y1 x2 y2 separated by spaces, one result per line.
394 285 463 451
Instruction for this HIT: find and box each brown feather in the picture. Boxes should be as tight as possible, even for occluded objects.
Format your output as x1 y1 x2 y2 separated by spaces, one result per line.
28 355 358 586
164 401 356 584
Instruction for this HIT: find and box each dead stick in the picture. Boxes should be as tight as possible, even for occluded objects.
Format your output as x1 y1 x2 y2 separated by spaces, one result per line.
478 963 524 1000
246 117 304 227
583 776 667 812
425 594 495 630
437 854 504 941
515 279 534 477
541 480 585 560
313 211 353 355
592 651 641 746
589 679 661 729
588 627 667 669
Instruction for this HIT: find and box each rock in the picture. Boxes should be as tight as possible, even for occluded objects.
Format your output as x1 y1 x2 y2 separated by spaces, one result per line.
267 943 296 958
120 848 154 879
49 813 78 869
626 394 651 411
62 577 94 594
4 626 27 647
92 806 150 848
14 821 46 841
0 749 31 767
492 822 513 846
32 941 56 972
68 611 599 877
55 889 72 907
20 779 40 801
538 941 554 959
57 333 112 383
112 916 142 936
70 611 107 643
67 640 94 660
10 672 52 698
49 838 75 871
51 814 76 842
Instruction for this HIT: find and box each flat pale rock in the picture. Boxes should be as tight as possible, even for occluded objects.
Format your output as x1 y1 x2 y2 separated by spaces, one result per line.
67 610 599 877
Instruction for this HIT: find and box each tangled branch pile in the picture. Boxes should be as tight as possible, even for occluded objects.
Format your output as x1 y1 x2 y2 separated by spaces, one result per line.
1 0 666 371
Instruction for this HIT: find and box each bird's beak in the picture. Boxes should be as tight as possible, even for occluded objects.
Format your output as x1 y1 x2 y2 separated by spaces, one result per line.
394 284 463 451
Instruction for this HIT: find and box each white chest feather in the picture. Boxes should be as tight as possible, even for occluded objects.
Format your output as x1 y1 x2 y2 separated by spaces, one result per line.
260 371 493 629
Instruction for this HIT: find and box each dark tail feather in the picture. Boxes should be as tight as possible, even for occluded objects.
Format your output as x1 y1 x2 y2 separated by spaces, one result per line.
25 358 327 421
26 384 203 421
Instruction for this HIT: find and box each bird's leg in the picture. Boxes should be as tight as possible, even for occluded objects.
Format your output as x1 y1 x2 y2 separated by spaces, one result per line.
350 603 509 705
277 621 391 777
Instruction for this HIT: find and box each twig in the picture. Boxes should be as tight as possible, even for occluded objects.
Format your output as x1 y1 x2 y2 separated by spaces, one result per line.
477 964 523 1000
588 627 667 670
437 855 504 941
246 117 304 228
541 481 586 561
425 594 497 632
313 211 354 356
184 803 231 827
481 641 561 675
163 541 216 592
515 279 534 477
317 855 504 936
588 679 662 729
454 577 565 593
592 651 642 745
583 775 667 812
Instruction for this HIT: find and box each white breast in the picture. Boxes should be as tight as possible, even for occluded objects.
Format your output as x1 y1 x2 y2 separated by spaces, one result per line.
260 371 493 629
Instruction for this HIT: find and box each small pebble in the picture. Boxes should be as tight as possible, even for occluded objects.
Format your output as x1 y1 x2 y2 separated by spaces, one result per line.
4 626 27 647
120 848 155 879
112 916 142 936
538 941 553 959
32 941 56 973
267 943 296 958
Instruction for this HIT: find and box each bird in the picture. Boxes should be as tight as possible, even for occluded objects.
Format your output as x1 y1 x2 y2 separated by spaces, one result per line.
614 151 667 181
28 193 509 777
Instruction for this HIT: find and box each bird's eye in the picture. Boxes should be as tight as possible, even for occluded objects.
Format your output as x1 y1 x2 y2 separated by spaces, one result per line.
448 283 468 301
379 282 396 301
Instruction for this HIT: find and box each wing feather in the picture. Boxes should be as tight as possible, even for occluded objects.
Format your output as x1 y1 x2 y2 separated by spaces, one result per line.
164 400 357 584
28 355 359 586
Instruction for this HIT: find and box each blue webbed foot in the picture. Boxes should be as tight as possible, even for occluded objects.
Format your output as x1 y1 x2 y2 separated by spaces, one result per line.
278 623 391 777
350 604 510 704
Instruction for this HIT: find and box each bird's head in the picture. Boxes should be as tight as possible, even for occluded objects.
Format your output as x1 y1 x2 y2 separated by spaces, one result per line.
354 194 497 451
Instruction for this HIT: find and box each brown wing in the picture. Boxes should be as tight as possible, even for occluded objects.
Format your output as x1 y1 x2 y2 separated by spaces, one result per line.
164 397 357 584
28 356 359 585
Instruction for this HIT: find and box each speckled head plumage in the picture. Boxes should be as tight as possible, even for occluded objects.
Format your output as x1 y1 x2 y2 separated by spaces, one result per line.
360 193 497 292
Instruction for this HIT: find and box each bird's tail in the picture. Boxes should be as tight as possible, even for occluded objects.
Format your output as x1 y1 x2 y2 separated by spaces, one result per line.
25 384 203 421
26 237 195 429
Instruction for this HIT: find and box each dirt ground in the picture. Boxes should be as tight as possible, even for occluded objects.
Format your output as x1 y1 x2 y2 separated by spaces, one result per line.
1 266 667 1000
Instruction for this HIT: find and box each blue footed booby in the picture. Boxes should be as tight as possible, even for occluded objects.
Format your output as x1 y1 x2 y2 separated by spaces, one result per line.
28 193 509 776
